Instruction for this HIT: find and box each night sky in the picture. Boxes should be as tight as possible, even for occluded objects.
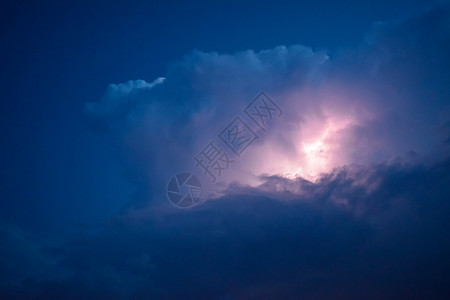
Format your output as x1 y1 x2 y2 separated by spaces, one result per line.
1 0 450 299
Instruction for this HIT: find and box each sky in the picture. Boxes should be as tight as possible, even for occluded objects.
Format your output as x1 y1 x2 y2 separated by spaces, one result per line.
1 0 450 299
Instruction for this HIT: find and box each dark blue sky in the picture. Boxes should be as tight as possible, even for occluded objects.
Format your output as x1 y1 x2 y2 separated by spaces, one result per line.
1 0 450 299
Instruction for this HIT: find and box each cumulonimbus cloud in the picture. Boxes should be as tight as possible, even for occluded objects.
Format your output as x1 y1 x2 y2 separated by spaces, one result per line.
86 3 450 208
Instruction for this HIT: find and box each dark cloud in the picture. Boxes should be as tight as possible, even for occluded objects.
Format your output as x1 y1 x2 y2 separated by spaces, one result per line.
2 158 450 299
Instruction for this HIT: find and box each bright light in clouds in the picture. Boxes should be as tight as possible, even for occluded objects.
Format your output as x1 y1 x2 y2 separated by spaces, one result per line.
282 116 355 181
222 87 365 188
273 85 375 183
233 111 357 186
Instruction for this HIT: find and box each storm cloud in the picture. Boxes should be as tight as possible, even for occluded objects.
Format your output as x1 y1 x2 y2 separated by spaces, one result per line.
1 2 450 299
